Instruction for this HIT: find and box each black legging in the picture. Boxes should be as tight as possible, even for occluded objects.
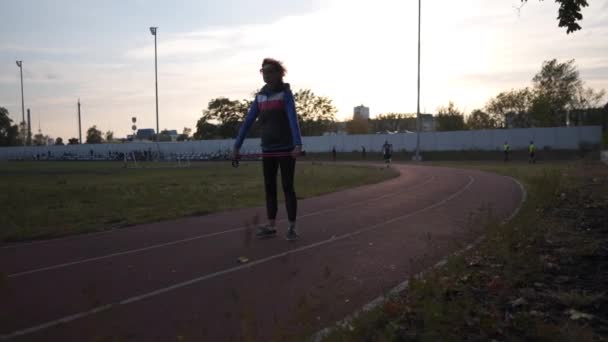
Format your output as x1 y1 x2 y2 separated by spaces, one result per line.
263 155 297 222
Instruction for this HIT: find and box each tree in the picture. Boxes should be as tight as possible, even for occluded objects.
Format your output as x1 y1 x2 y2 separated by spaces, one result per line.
529 94 553 126
466 109 497 130
532 59 582 126
105 131 114 143
345 117 372 135
568 87 606 126
55 137 64 145
293 89 337 136
0 107 22 146
485 88 535 128
195 97 249 139
435 102 467 131
521 0 589 33
193 121 219 140
33 132 49 146
86 125 103 144
68 138 79 145
194 89 338 139
572 87 606 110
177 127 192 141
158 129 173 142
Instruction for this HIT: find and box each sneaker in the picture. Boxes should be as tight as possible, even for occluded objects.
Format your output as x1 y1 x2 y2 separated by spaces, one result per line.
285 227 299 241
256 225 277 239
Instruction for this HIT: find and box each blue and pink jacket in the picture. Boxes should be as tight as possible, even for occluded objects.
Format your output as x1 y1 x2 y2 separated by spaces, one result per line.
234 83 302 152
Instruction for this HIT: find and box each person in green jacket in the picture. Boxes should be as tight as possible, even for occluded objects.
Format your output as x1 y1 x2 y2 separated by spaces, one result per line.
528 141 536 164
503 141 510 162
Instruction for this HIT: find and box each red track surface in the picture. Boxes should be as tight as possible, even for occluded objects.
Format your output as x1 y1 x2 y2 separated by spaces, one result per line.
0 164 523 341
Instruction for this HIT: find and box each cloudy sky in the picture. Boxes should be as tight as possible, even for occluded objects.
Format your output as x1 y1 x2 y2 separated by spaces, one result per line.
1 0 607 140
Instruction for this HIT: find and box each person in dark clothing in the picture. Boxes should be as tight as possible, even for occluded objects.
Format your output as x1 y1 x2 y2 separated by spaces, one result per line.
232 58 303 241
361 146 366 160
332 146 337 161
382 140 392 166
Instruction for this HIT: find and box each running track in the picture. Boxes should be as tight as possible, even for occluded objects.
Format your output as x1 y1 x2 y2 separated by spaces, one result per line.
0 164 523 341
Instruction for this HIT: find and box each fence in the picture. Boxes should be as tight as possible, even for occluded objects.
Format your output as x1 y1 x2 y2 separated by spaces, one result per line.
0 126 602 160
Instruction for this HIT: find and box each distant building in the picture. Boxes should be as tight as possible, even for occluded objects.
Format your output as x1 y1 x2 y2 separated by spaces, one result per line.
136 128 156 141
353 105 370 120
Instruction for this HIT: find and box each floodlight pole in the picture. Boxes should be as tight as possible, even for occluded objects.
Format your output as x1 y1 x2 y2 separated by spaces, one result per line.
16 60 26 146
414 0 422 161
150 27 159 142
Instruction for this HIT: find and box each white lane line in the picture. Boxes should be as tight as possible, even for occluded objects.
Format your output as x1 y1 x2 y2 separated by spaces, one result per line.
0 176 473 341
7 175 436 278
312 174 528 342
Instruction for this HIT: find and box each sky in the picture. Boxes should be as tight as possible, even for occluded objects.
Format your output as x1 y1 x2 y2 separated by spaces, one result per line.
1 0 607 140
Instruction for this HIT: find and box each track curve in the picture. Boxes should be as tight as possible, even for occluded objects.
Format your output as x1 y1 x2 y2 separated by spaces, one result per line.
0 163 524 341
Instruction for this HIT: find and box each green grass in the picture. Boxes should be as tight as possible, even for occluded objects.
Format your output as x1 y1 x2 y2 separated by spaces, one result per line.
321 160 608 341
307 149 599 162
0 161 398 242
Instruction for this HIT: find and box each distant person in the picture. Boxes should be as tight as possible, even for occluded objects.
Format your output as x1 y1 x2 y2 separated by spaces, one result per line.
503 141 510 162
528 141 536 164
382 140 393 166
332 146 337 162
232 58 303 241
361 146 366 160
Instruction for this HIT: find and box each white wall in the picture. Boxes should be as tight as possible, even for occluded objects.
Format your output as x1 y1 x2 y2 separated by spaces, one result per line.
0 126 602 160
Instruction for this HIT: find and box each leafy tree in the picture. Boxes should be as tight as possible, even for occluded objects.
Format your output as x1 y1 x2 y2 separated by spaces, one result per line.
86 125 103 144
567 88 606 126
485 88 535 128
0 107 22 146
55 137 64 145
572 87 606 110
193 121 218 140
158 129 173 142
435 102 467 131
293 89 337 136
68 138 79 145
194 89 337 139
33 132 49 146
177 127 192 141
521 0 588 33
529 94 553 126
532 59 582 126
194 98 249 139
105 131 114 143
466 109 497 129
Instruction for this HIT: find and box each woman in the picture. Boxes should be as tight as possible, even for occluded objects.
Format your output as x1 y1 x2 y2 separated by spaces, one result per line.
232 58 303 241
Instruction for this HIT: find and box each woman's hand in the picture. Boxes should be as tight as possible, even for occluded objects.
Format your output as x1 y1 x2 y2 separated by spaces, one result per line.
291 145 302 159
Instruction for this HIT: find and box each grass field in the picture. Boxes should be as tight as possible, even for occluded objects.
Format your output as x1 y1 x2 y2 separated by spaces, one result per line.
308 149 600 162
322 160 608 341
0 160 398 242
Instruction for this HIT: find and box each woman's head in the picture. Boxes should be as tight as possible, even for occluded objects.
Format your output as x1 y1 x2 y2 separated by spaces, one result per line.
260 58 286 86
